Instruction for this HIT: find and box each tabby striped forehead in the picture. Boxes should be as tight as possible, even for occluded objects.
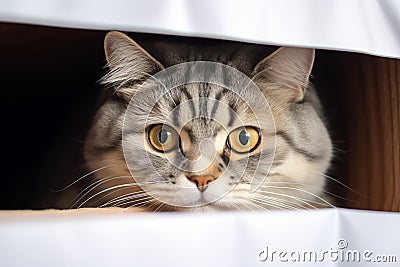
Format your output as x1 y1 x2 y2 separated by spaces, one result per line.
147 82 257 132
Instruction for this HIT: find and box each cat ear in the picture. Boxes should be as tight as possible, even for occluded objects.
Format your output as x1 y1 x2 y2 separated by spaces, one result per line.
252 47 315 102
102 31 164 95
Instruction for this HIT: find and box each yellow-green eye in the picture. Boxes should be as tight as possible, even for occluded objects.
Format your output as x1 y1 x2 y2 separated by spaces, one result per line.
228 127 260 153
147 124 179 152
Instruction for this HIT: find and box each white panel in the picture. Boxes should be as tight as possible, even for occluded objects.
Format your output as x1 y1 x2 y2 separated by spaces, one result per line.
0 208 399 266
0 0 399 58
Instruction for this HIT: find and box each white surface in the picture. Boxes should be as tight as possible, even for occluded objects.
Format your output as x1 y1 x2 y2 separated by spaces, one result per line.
0 208 399 266
0 0 400 58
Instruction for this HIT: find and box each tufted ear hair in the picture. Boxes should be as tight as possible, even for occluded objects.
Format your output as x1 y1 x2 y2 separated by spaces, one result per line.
252 47 315 102
101 31 164 99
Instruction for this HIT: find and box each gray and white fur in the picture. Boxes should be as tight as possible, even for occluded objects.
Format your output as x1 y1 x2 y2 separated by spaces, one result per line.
83 31 333 211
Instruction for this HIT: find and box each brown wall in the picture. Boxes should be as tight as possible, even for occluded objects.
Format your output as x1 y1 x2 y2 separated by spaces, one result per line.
342 55 400 211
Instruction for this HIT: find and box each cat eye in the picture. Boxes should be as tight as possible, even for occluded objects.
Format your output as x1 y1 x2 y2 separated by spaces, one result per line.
227 126 260 153
147 124 179 152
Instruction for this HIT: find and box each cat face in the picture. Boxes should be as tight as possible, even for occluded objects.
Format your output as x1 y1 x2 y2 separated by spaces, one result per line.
83 32 333 211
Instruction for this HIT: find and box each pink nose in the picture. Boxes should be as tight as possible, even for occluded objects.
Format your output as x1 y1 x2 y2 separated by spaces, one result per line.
188 175 215 192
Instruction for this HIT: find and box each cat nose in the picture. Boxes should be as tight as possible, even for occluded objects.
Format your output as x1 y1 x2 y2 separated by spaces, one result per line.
188 175 215 192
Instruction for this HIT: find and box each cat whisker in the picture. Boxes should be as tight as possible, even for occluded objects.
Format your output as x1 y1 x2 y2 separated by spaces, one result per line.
51 165 112 193
110 195 154 208
260 181 352 202
121 197 158 210
251 196 298 211
232 200 246 211
250 195 294 210
76 183 141 208
312 170 364 196
238 198 271 212
85 179 168 207
96 183 166 208
251 197 296 213
71 175 167 208
70 175 134 208
93 187 143 207
259 190 327 208
332 146 346 154
225 197 244 211
153 202 166 213
150 200 169 212
252 192 309 209
252 192 317 209
99 191 149 207
228 199 251 211
105 190 157 208
256 185 336 208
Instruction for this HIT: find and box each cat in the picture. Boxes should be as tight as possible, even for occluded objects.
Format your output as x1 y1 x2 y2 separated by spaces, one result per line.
82 31 333 211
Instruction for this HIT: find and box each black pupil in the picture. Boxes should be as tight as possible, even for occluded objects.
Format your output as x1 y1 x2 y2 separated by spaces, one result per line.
239 130 250 146
158 129 169 144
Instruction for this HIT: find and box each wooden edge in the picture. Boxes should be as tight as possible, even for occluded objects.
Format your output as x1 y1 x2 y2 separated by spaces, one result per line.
0 207 146 218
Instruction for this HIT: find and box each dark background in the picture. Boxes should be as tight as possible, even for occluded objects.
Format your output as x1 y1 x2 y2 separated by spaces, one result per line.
0 23 348 209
